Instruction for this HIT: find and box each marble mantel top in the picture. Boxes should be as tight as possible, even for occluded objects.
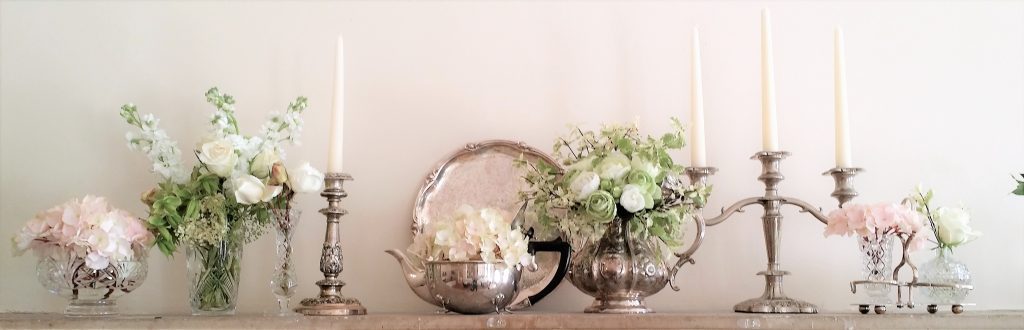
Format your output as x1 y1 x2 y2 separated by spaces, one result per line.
2 311 1023 329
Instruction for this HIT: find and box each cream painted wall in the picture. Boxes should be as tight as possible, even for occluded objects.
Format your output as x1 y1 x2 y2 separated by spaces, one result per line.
2 1 1022 314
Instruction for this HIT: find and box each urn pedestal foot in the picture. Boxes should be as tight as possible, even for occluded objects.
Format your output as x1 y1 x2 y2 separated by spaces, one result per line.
584 297 653 314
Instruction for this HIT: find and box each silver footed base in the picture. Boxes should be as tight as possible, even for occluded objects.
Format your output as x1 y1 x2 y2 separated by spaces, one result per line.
734 296 818 314
295 296 367 316
584 297 653 314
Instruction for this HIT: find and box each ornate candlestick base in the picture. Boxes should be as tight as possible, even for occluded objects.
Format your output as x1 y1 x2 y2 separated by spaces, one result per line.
295 173 367 316
692 151 862 314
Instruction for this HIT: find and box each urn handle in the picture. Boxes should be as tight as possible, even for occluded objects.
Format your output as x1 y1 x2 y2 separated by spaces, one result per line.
668 212 706 291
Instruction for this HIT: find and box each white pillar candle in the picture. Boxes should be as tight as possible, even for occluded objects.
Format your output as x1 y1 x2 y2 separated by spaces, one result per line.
690 27 707 167
834 27 853 168
761 9 779 152
327 35 345 173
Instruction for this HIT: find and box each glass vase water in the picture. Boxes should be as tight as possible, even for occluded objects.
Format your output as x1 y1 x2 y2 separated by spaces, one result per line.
270 208 301 315
36 244 149 316
857 232 894 303
920 249 972 303
186 234 243 316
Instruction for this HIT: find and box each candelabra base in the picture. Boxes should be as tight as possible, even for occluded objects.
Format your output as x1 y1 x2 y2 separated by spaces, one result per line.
734 297 818 314
733 272 818 314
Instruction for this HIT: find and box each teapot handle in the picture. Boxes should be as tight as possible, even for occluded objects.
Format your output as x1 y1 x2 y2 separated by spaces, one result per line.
668 212 706 291
524 238 572 305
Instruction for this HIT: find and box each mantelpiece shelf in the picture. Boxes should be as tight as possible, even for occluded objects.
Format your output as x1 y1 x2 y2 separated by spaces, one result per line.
2 311 1022 329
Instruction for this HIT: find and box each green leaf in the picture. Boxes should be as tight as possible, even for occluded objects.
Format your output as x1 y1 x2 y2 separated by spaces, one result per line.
661 133 683 149
1013 182 1024 196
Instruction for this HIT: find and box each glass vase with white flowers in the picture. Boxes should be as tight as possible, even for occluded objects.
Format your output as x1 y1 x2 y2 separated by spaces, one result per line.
120 87 324 315
908 186 981 304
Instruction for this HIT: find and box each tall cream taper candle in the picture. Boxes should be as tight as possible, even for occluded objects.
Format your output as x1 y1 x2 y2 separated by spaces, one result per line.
691 27 707 167
327 35 345 173
834 27 853 168
761 9 779 152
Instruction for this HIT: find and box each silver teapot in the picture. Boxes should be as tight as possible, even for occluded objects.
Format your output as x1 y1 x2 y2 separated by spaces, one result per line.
387 250 531 314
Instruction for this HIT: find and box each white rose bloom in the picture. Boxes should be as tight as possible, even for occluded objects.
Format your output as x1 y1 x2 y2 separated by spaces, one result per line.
630 157 661 178
933 207 982 247
596 152 631 180
249 149 281 178
288 162 325 193
619 184 646 213
197 139 239 177
231 175 281 204
569 171 601 201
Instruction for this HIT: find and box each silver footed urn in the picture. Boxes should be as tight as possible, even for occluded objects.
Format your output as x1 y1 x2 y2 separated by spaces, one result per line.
567 210 705 314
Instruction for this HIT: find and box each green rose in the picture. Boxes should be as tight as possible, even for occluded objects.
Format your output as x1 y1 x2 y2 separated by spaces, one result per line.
584 190 617 221
625 169 661 203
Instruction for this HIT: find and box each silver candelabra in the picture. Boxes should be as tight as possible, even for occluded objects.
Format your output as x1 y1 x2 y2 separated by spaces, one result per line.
686 151 862 314
295 173 368 316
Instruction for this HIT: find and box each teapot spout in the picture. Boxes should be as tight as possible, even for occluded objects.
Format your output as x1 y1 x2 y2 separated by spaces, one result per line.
385 249 437 306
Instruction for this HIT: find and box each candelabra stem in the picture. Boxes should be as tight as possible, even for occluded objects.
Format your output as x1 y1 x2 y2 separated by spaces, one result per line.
295 173 367 316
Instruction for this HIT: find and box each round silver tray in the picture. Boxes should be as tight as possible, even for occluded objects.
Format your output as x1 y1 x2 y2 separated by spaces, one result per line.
413 140 570 310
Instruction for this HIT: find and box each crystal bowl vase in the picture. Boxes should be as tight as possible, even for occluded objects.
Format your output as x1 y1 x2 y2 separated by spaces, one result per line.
920 250 972 304
567 216 669 314
36 245 149 316
186 235 243 316
425 261 521 314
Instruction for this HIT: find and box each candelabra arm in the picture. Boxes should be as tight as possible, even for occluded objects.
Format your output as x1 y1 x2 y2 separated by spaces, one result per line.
704 197 762 226
780 197 830 225
669 211 706 291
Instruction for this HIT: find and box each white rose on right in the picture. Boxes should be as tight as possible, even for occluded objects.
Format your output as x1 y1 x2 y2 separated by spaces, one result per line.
933 207 981 247
569 171 600 201
288 162 325 193
249 149 280 178
231 175 282 204
197 139 239 177
619 184 646 213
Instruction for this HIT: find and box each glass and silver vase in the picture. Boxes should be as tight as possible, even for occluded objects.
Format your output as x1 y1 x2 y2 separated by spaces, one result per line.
270 208 300 315
36 244 149 316
857 233 895 303
186 234 243 315
920 250 972 303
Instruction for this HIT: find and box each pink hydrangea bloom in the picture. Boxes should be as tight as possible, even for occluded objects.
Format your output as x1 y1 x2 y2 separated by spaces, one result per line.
825 202 929 252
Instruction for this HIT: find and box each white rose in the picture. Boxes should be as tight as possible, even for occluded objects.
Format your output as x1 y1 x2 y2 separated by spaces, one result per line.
596 152 631 180
231 175 282 204
569 171 601 201
249 149 281 178
287 162 325 193
630 157 661 179
619 184 646 213
933 207 981 247
197 139 239 177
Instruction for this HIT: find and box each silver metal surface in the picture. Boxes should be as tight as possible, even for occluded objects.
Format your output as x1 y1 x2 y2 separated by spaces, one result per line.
407 140 564 310
690 151 862 314
567 214 705 314
295 173 367 316
425 261 521 314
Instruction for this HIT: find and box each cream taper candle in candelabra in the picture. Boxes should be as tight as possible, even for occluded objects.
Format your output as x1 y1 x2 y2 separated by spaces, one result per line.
834 27 853 168
761 9 779 152
327 35 345 173
691 27 707 167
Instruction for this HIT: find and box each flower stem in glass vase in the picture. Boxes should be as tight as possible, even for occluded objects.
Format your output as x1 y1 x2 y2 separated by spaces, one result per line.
271 208 301 315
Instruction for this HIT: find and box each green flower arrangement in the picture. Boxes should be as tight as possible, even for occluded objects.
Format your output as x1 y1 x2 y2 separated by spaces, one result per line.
519 119 709 255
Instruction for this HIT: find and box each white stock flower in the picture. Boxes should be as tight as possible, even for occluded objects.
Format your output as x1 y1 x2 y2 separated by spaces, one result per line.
231 175 281 204
619 184 646 213
569 171 600 201
596 152 631 180
933 207 982 247
288 162 325 193
197 139 239 177
249 149 280 178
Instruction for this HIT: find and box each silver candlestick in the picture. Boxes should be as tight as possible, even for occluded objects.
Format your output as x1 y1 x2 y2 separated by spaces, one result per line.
295 173 368 316
687 151 862 314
